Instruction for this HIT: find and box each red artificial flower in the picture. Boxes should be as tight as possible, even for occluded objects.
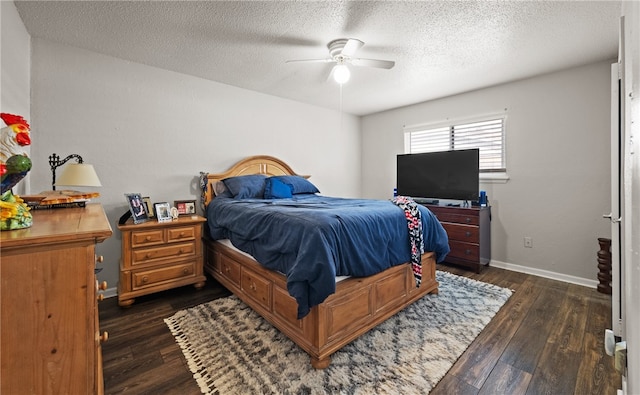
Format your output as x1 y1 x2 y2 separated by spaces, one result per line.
0 164 6 177
0 113 30 130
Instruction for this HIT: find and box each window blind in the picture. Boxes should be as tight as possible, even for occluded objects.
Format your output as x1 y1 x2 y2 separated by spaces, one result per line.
406 118 505 172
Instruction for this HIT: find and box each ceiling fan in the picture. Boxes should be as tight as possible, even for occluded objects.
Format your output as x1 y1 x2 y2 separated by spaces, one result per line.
286 38 395 84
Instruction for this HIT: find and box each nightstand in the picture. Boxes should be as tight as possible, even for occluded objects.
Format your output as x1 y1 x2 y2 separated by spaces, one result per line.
117 215 207 306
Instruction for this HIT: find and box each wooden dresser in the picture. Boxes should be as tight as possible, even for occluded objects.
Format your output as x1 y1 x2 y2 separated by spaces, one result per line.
117 215 206 306
425 204 491 273
0 204 112 394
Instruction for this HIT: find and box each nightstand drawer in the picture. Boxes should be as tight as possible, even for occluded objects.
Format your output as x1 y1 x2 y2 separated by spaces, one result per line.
132 241 196 265
168 226 196 242
132 261 196 289
442 223 479 243
131 229 164 247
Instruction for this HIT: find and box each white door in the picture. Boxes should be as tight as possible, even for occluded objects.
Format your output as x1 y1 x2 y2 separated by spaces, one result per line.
609 62 624 339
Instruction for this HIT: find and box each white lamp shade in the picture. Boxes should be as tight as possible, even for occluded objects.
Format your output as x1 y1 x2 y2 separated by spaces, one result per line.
55 163 102 187
333 64 351 84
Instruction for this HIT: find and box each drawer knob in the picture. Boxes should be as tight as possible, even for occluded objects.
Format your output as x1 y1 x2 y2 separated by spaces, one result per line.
100 331 109 343
465 231 472 237
180 232 186 237
142 276 149 283
145 236 152 241
99 281 108 290
97 293 105 302
145 253 153 259
183 267 189 274
465 217 471 223
465 249 472 255
95 255 104 263
224 266 230 273
249 282 257 291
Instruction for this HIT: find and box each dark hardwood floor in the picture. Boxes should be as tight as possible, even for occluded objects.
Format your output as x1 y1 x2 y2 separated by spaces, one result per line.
100 264 621 394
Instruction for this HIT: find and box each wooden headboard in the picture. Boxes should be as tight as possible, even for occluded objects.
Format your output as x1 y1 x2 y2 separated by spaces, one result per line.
201 155 308 207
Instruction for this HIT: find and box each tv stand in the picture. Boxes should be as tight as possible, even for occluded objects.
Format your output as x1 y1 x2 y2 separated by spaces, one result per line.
423 204 491 273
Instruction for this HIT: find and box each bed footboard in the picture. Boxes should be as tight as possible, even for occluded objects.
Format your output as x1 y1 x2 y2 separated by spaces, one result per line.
203 237 439 369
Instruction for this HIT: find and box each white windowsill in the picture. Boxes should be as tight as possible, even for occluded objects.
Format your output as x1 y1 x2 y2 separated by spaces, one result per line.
480 173 510 184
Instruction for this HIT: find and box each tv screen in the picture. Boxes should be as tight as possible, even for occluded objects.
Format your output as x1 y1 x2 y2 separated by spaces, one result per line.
396 149 479 201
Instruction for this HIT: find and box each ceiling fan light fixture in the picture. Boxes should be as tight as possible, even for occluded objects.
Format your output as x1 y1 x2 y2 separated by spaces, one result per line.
333 64 350 84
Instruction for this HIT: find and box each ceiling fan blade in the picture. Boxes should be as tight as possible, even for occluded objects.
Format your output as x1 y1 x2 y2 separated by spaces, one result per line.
341 38 364 57
351 58 395 69
286 58 334 64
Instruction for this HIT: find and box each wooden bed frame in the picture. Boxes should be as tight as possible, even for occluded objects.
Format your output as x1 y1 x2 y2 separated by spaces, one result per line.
202 155 439 369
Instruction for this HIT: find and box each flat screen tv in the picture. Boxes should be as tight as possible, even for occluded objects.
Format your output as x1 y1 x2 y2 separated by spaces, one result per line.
396 149 480 202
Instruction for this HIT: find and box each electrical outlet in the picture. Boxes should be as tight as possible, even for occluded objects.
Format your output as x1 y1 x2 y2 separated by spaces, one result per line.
524 237 533 248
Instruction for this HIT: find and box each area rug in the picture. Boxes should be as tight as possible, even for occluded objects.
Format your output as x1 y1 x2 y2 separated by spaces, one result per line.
165 271 512 394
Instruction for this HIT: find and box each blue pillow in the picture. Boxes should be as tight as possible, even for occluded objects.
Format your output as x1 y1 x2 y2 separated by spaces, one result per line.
222 174 267 199
270 175 319 194
264 177 293 199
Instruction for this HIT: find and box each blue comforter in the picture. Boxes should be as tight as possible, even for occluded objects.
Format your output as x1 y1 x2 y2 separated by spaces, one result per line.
206 194 449 318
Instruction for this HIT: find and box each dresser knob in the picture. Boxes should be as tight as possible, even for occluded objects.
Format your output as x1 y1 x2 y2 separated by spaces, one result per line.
465 231 472 237
142 276 149 283
95 255 104 263
465 217 471 223
99 281 108 290
97 294 105 302
100 331 109 343
183 267 189 274
465 249 472 255
250 282 257 291
145 236 152 241
145 253 152 259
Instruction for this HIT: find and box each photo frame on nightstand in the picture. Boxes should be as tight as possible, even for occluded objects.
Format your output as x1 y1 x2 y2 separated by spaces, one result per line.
142 196 154 218
154 202 172 222
125 193 148 224
174 199 196 216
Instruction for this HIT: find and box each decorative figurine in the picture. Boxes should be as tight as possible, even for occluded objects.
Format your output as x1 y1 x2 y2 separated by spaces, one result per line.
0 113 33 230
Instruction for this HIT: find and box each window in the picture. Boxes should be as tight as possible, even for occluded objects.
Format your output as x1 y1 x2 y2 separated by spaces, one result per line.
404 117 506 173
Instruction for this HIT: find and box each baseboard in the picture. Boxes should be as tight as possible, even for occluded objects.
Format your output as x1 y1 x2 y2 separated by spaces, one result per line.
104 286 118 299
490 260 599 289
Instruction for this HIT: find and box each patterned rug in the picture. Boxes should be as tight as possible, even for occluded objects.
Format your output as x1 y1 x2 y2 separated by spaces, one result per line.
165 271 512 394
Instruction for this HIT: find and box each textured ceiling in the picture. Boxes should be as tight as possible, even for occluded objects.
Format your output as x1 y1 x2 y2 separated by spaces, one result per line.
15 0 621 116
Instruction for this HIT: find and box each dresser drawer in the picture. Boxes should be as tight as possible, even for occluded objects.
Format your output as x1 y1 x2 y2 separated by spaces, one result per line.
168 226 196 242
131 229 164 248
242 267 272 311
220 255 241 287
447 240 480 261
132 241 196 265
132 261 196 289
435 212 479 225
442 223 479 243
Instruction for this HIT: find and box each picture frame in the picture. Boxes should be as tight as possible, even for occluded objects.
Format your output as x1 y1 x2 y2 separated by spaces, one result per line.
174 199 196 216
142 196 154 218
125 193 149 224
154 202 172 222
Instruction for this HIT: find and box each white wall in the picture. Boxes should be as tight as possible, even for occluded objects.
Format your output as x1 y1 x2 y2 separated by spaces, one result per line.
1 1 31 194
27 39 361 292
361 61 612 283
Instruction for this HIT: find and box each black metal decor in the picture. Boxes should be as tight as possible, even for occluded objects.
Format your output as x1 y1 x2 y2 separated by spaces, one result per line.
48 153 84 190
